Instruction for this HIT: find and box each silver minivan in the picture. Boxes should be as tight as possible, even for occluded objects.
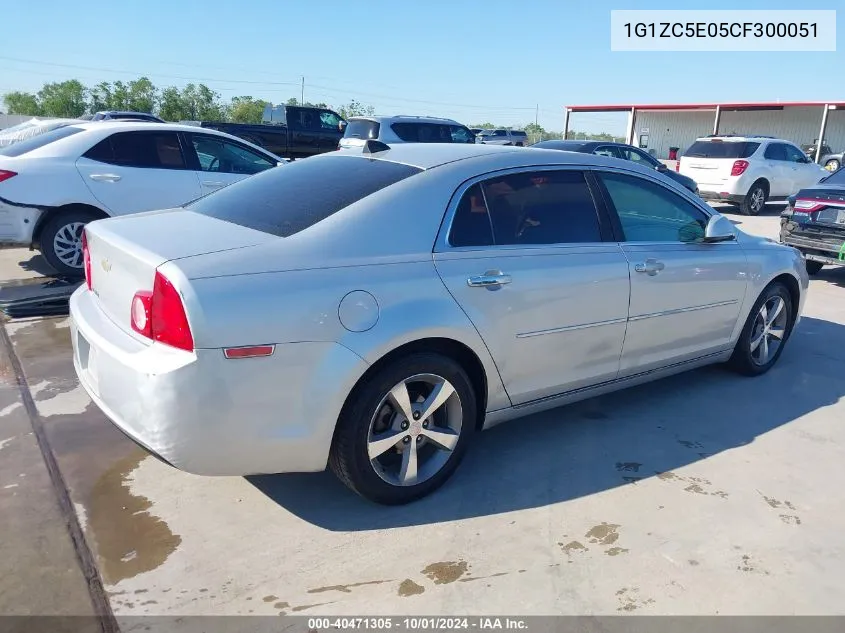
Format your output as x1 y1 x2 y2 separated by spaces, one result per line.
339 115 476 150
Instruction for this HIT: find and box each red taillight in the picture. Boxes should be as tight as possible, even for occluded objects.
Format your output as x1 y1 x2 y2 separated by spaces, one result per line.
131 271 194 351
730 160 749 176
0 170 17 184
81 230 92 291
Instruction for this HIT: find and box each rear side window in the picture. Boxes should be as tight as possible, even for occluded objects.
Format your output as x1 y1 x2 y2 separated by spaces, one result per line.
344 120 380 140
0 126 85 157
187 156 422 237
84 132 186 169
449 170 602 247
685 140 760 159
391 123 456 143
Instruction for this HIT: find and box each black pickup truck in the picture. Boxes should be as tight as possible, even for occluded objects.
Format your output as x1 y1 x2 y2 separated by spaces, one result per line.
197 105 345 159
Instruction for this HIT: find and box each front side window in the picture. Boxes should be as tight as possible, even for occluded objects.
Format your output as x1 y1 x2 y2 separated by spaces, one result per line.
599 172 707 243
783 144 807 163
84 131 186 169
621 147 659 167
319 111 342 130
448 170 603 247
189 134 274 175
449 126 475 144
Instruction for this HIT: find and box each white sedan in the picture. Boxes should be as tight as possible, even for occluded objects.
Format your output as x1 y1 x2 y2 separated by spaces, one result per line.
0 121 283 275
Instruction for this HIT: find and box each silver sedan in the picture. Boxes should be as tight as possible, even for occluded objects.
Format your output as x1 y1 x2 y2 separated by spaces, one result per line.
69 142 809 505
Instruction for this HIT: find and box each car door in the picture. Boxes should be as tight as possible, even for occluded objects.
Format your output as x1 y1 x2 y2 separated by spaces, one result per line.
75 130 202 216
184 132 277 196
434 168 631 405
762 143 792 196
784 142 824 191
595 170 748 376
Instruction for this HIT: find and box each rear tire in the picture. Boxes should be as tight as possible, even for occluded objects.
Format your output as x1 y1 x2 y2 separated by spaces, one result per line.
727 282 794 376
38 209 100 277
805 260 824 275
329 352 477 505
740 182 768 215
825 159 840 172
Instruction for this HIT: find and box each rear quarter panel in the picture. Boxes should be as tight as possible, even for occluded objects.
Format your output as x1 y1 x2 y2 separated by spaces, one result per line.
172 259 511 414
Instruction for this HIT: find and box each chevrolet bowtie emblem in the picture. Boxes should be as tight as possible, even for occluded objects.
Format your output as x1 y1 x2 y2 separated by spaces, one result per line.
100 258 112 272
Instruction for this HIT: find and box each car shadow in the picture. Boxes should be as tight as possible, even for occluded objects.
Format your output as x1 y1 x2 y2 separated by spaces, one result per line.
811 265 845 288
18 253 56 277
248 316 845 531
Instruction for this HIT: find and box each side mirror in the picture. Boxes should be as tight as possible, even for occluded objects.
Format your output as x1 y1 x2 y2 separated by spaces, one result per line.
703 214 737 243
338 120 348 131
656 162 668 171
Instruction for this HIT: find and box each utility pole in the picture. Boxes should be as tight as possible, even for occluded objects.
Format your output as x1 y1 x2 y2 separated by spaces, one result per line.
535 104 538 127
301 76 305 105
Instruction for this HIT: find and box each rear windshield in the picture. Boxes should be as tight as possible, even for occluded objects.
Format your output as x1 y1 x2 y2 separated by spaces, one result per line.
684 140 760 159
344 120 380 140
0 125 85 157
511 130 528 137
187 156 422 237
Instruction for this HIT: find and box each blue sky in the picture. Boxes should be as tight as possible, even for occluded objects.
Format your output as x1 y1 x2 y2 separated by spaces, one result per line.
1 0 841 134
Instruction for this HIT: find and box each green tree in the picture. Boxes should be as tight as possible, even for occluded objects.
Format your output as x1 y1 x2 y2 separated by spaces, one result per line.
126 77 156 113
286 97 330 109
88 81 114 112
158 86 184 121
37 80 87 117
3 91 41 115
336 99 375 119
180 83 228 121
229 96 269 123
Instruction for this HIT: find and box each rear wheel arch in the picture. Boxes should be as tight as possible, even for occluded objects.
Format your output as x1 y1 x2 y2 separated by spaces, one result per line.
32 203 108 246
337 337 489 433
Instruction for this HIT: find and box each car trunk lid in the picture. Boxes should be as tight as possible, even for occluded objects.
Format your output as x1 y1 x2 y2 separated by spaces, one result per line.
84 209 277 340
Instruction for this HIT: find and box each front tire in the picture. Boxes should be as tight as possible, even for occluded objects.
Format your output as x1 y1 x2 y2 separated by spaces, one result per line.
728 282 794 376
39 209 99 276
329 352 477 505
805 260 824 275
740 182 768 215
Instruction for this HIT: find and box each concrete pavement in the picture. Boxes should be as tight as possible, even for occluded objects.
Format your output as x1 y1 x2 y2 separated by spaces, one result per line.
2 207 845 624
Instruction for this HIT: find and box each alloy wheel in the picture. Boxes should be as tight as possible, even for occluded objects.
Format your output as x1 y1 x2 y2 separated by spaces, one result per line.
749 295 788 365
367 373 463 487
750 188 765 214
52 222 86 269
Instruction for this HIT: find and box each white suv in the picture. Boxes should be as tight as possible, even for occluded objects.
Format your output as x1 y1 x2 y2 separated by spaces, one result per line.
679 135 827 215
338 115 475 150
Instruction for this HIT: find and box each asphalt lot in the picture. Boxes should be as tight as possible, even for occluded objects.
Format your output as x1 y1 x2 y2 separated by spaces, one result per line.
2 204 845 623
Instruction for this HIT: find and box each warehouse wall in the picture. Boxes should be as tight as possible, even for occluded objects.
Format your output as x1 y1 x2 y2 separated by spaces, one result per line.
633 107 845 160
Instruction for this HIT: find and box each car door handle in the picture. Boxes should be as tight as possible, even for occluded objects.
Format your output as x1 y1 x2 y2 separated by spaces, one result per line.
634 259 665 276
467 271 512 287
201 181 225 187
89 173 121 182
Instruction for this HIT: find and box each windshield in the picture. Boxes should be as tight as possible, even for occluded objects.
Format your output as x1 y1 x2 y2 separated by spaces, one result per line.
343 120 380 140
187 155 421 237
684 140 760 159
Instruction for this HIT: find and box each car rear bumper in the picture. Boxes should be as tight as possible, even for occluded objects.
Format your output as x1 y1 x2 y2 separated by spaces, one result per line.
69 286 370 476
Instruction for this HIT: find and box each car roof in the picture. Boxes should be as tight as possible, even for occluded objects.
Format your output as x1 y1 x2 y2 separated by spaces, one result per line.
349 115 463 125
693 135 784 143
334 142 642 172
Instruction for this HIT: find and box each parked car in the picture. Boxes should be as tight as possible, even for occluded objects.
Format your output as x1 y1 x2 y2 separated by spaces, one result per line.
0 117 84 148
84 111 165 123
70 142 807 505
338 115 476 150
0 121 282 275
679 135 827 215
200 104 345 159
531 139 699 195
801 140 843 172
476 129 529 146
780 165 845 275
469 128 485 136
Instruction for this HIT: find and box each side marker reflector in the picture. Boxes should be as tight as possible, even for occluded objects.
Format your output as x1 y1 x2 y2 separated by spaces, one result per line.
223 345 275 359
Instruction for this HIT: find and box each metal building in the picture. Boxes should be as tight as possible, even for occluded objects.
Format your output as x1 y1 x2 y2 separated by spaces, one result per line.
563 102 845 164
